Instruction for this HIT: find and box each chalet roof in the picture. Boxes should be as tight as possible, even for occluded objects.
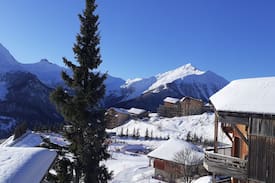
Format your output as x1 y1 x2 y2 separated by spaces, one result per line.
148 139 204 165
210 77 275 115
180 96 203 102
110 107 130 115
0 147 57 183
163 97 180 104
127 107 146 115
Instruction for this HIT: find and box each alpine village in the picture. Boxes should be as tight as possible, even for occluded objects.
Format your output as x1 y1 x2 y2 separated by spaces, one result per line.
0 1 274 183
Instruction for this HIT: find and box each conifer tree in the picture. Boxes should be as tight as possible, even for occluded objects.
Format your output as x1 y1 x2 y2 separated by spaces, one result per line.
50 0 111 182
144 128 149 140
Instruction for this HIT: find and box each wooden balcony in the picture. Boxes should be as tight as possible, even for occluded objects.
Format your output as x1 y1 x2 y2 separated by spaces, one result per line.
203 152 247 180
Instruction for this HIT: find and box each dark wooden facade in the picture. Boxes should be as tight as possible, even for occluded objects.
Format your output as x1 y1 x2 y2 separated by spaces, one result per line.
105 108 130 129
152 158 206 182
157 96 204 117
248 118 275 183
180 97 204 116
204 111 275 183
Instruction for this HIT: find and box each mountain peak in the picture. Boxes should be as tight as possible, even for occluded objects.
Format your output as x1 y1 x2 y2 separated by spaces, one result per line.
39 59 50 63
173 63 202 75
148 63 205 91
0 43 21 72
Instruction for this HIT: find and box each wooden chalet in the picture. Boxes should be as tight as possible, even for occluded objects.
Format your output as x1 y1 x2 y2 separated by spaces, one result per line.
105 107 130 129
158 96 204 117
148 139 206 182
158 97 181 117
203 77 275 183
180 96 204 116
127 107 148 119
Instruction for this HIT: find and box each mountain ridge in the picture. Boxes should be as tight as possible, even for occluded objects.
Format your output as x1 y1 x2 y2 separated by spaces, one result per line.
0 42 228 120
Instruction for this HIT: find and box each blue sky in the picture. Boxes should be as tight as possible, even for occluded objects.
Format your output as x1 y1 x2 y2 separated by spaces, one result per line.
0 0 275 81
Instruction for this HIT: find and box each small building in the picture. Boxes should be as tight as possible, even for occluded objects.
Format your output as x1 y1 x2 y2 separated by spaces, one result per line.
105 107 130 129
158 96 204 117
148 139 206 182
180 97 204 116
157 97 181 117
203 77 275 183
127 107 148 119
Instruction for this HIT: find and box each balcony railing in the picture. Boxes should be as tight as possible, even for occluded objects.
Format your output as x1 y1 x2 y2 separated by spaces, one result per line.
203 152 247 180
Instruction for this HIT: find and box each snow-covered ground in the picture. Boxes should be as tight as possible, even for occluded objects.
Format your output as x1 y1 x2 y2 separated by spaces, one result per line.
108 112 229 144
106 142 166 183
105 112 230 182
0 112 230 183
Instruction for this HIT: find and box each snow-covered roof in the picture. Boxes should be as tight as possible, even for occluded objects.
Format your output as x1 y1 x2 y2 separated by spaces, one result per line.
147 139 204 165
0 131 42 147
127 108 146 115
163 97 180 104
0 147 57 183
41 133 71 147
111 107 130 115
210 77 275 115
180 96 202 102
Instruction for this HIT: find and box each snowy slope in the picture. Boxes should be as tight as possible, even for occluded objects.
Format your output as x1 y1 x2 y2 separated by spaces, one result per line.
147 63 204 92
105 74 125 96
22 59 69 87
120 77 156 101
0 43 22 72
108 113 230 144
106 152 157 183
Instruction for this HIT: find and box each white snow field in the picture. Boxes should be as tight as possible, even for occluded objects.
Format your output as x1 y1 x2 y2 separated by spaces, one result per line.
108 112 229 144
0 112 229 183
105 112 230 182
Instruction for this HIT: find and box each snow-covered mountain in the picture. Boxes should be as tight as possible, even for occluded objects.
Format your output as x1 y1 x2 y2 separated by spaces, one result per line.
111 64 228 111
0 43 22 72
0 71 63 138
0 43 228 109
147 63 205 92
21 59 68 87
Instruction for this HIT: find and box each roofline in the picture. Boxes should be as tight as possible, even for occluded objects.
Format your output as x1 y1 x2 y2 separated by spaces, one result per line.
180 96 203 102
40 150 58 182
210 100 275 120
147 156 203 165
216 110 275 120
